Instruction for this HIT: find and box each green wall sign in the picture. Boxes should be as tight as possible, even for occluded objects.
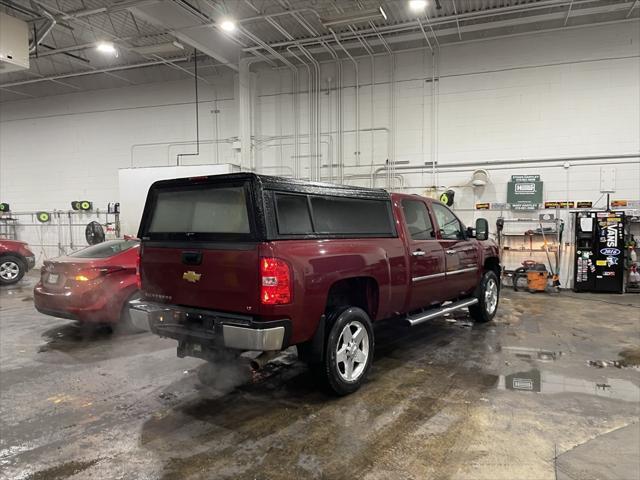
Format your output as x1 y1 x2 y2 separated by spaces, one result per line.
507 175 543 210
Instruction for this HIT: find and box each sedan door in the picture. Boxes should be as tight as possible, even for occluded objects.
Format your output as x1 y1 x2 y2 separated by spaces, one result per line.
400 198 447 311
431 202 480 298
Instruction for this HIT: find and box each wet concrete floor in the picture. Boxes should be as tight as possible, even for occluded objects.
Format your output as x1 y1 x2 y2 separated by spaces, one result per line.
1 275 639 479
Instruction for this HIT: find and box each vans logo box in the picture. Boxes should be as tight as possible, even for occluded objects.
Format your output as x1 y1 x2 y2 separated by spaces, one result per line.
606 225 618 247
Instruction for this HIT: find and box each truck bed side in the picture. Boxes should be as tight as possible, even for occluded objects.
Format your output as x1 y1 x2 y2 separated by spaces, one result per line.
262 237 408 344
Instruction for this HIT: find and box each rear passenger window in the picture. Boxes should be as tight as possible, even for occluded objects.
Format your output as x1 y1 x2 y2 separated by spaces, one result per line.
401 200 434 240
275 194 312 234
310 196 392 235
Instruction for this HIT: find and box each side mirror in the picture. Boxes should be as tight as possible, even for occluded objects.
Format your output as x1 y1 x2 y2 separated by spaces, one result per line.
475 218 489 241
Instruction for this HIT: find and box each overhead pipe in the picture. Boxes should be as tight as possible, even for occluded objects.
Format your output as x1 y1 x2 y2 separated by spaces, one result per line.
130 137 236 167
347 22 376 178
235 24 299 173
289 12 323 181
298 47 321 181
29 0 206 84
286 47 314 180
29 10 56 53
176 51 201 165
362 21 395 189
243 0 615 53
372 153 640 187
0 57 190 88
319 41 343 183
331 30 360 169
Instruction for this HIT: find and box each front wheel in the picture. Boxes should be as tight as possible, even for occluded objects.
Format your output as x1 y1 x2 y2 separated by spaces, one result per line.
469 270 499 323
0 255 25 285
310 307 374 396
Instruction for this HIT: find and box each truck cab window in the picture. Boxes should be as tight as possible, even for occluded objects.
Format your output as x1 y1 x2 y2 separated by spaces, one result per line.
432 203 464 240
401 200 434 240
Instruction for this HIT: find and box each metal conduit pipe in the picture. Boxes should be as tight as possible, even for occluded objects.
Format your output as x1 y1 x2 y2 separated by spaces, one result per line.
330 30 360 169
318 41 342 183
29 10 56 53
130 137 236 167
254 134 333 165
257 139 333 176
294 45 321 180
243 0 613 53
235 27 299 173
286 47 314 180
254 128 388 173
347 25 376 179
258 18 301 177
318 41 344 183
371 153 640 186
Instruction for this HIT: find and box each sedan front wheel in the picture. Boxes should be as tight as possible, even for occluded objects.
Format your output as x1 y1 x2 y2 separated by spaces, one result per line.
0 256 25 285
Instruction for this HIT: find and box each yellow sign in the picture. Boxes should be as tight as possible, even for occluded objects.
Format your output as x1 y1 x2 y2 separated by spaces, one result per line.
182 271 202 283
596 260 607 266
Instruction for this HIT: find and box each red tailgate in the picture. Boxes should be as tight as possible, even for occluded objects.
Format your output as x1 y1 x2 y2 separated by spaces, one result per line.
141 245 260 314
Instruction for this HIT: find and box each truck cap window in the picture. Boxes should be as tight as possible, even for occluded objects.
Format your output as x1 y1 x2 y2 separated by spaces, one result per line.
272 192 394 237
275 194 313 235
148 186 250 235
310 196 393 235
432 203 464 240
401 200 434 240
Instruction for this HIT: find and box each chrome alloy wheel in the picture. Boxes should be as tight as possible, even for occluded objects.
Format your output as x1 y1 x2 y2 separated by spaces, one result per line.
336 320 369 382
485 278 498 315
0 261 20 281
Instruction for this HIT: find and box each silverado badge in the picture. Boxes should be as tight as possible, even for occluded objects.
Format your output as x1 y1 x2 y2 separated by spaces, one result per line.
182 271 202 283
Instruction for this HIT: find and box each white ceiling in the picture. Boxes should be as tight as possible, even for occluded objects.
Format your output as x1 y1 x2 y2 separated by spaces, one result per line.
0 0 638 102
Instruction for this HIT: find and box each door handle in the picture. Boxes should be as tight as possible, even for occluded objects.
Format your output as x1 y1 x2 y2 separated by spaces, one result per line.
412 250 426 257
446 250 456 255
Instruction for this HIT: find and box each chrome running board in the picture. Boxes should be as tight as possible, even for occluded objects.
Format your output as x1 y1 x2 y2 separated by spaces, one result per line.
406 298 479 326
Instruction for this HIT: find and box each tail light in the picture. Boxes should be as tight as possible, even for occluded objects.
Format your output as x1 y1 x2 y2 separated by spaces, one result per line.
260 257 291 305
73 266 122 283
136 253 142 290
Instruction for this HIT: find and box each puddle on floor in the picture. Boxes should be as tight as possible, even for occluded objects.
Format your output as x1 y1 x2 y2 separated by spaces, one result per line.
502 346 561 362
497 369 640 402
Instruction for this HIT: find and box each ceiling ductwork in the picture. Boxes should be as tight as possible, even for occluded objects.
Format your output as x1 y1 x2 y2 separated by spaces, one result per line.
129 1 242 71
0 11 29 72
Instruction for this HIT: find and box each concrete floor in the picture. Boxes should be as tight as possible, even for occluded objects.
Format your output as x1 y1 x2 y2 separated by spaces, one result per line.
1 274 639 480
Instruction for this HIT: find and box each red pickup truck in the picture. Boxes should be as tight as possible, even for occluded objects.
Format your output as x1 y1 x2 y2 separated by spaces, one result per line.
130 174 500 395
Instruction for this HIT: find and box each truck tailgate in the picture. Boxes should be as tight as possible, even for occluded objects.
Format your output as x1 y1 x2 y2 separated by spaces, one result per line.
141 244 260 313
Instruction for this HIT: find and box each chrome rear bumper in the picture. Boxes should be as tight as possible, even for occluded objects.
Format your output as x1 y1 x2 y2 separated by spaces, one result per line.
128 300 287 351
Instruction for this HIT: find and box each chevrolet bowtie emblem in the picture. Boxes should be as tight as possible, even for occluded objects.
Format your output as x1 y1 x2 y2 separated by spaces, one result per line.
182 271 202 283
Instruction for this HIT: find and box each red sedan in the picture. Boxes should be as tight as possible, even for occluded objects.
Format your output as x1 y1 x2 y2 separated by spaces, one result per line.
34 239 140 326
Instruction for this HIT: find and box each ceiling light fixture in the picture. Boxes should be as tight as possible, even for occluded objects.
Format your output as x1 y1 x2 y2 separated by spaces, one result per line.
220 19 236 32
96 41 117 55
409 0 428 13
379 6 388 21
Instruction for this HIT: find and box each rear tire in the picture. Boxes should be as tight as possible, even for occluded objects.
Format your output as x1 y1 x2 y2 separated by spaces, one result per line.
310 307 374 396
0 255 25 285
469 270 499 323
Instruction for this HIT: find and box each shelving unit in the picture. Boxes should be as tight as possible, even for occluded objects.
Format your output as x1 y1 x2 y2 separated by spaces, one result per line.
497 216 565 277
